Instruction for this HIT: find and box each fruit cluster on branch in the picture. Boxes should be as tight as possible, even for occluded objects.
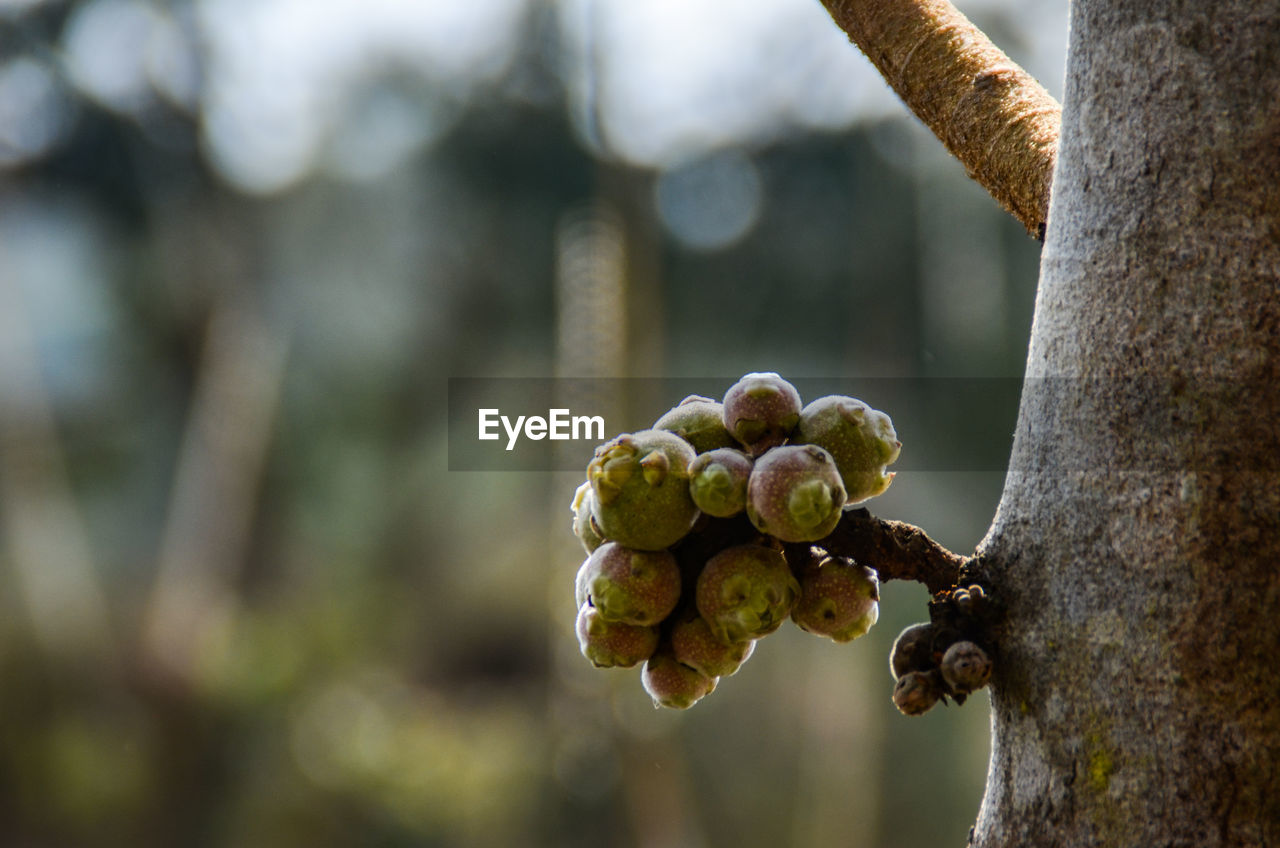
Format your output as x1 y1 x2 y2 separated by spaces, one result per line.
569 373 992 713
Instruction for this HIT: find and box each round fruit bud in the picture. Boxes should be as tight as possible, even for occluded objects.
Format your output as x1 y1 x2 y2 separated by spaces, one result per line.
587 430 699 551
578 542 681 626
670 610 756 677
576 605 660 668
890 623 936 679
642 651 716 709
745 445 847 542
793 395 901 504
571 482 606 554
574 556 591 608
940 641 992 694
696 544 800 643
791 557 880 642
954 584 986 615
654 395 738 454
722 372 803 456
688 448 753 518
892 670 942 716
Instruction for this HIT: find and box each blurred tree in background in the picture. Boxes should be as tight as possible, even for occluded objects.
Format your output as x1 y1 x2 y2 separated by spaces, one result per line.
0 1 1062 845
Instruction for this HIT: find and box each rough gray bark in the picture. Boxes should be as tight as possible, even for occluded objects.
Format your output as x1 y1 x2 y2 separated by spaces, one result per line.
972 0 1280 844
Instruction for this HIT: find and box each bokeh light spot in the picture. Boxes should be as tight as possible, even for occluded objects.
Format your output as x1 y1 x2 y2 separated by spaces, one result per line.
655 149 763 252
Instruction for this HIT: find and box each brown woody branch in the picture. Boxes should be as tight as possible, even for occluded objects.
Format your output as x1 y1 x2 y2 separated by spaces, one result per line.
820 0 1061 239
820 507 968 594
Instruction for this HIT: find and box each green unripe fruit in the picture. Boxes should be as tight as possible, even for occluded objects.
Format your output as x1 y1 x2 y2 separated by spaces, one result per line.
573 556 592 608
696 544 800 643
570 482 606 554
576 605 660 668
653 395 737 454
745 445 847 542
641 651 716 709
587 430 699 551
578 542 681 626
670 610 756 677
892 669 942 716
722 372 803 456
688 448 753 518
793 395 901 504
791 557 880 642
940 640 992 693
890 622 936 679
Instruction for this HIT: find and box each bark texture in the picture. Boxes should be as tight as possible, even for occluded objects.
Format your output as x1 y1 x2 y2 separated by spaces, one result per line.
820 0 1060 237
973 0 1280 844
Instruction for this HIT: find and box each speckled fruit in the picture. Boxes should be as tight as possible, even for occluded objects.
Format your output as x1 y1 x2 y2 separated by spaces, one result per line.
722 373 803 456
587 430 699 551
688 448 753 518
793 395 900 504
745 445 847 542
890 622 936 679
696 544 800 644
653 395 738 454
641 651 717 709
940 641 992 693
670 610 756 677
577 542 681 626
570 482 606 554
791 557 880 642
892 669 942 716
575 605 660 668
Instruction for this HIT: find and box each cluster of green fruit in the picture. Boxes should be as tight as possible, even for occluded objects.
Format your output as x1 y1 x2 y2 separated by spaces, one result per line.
570 373 901 709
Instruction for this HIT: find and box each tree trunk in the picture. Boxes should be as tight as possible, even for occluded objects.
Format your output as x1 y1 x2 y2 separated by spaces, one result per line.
973 0 1280 844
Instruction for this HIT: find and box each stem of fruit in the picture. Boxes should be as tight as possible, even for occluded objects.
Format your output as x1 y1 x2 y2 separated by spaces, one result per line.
820 508 967 594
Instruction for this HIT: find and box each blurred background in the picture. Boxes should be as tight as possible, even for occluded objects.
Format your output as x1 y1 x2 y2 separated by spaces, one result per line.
0 0 1066 845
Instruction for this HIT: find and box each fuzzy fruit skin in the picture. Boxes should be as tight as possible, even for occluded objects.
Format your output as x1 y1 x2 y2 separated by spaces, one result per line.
641 651 716 709
570 482 606 554
578 542 681 626
745 445 847 543
587 430 699 551
576 605 660 668
688 448 753 518
573 556 595 609
696 544 800 644
889 622 936 679
791 557 880 642
892 669 942 716
670 611 756 677
940 640 992 693
653 395 738 454
722 373 803 456
793 395 900 504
